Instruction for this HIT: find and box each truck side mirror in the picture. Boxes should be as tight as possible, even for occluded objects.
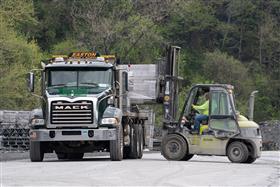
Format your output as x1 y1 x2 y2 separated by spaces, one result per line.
27 72 35 93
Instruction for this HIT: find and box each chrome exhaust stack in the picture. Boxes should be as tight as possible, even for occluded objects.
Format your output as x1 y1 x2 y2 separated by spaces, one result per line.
248 90 258 121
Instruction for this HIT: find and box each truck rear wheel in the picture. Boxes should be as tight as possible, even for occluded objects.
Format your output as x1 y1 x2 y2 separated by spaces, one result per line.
110 125 123 161
123 147 130 159
161 134 187 161
137 125 144 159
227 141 249 163
30 141 44 162
129 124 140 159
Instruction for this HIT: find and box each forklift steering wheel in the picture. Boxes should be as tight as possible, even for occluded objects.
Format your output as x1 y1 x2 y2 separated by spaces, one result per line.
191 108 200 115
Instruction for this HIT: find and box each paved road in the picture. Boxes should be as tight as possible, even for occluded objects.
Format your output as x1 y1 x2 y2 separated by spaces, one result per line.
1 151 279 186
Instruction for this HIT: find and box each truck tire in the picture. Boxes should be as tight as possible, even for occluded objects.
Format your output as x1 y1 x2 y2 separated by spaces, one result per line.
129 124 140 159
30 141 44 162
137 125 144 159
123 147 130 159
227 141 249 163
181 154 194 161
110 125 123 161
67 153 84 160
161 134 187 161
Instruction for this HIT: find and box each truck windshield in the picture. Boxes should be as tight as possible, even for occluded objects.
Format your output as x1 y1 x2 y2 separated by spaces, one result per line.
47 68 112 94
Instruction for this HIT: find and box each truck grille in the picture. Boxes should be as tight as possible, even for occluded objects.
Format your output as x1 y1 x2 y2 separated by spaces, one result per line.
51 100 93 124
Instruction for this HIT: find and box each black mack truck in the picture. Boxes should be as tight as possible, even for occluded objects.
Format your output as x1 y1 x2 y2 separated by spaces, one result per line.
27 48 181 162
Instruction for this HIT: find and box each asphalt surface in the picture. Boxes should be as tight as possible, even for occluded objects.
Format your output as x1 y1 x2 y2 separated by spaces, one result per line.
1 151 279 186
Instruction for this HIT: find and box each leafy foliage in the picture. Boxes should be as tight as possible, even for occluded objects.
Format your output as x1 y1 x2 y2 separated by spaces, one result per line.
0 19 41 109
0 0 279 121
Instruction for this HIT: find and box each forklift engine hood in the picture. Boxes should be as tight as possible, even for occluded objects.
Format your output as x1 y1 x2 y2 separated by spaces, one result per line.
237 115 259 128
237 115 261 138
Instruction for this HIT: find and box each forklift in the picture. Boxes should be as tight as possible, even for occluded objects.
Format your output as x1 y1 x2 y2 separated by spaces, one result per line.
160 48 262 163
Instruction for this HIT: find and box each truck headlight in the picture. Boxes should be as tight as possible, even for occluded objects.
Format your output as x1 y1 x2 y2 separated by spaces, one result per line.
31 118 45 126
101 118 118 125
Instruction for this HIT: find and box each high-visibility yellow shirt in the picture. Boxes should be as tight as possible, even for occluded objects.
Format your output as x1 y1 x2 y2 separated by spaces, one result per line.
193 100 209 115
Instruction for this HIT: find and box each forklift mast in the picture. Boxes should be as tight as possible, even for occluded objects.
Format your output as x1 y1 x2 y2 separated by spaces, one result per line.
117 45 181 124
163 46 181 123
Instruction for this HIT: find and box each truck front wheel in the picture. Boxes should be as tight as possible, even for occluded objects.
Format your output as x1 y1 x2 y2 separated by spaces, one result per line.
161 134 187 161
227 141 249 163
30 141 44 162
110 125 123 161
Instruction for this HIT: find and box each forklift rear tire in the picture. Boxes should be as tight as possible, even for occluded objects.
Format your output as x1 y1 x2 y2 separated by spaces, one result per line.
30 141 44 162
110 125 123 161
161 134 187 161
243 156 257 164
181 154 194 161
227 141 249 163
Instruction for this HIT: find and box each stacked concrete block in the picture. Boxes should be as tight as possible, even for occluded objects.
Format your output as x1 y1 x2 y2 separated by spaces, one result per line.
139 109 155 150
259 120 280 150
119 64 159 104
0 110 31 151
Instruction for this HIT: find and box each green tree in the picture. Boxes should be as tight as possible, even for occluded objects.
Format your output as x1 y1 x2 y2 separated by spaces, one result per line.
0 1 42 110
33 0 73 50
0 0 38 40
202 50 252 114
162 0 219 50
70 0 163 63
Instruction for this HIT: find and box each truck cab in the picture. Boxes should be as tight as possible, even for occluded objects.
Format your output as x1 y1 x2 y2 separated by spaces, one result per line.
161 84 262 163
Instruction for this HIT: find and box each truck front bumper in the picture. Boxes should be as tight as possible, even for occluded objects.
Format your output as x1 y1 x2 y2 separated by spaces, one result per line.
29 128 116 142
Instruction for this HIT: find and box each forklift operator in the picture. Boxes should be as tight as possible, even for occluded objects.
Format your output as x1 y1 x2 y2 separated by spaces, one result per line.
192 92 209 133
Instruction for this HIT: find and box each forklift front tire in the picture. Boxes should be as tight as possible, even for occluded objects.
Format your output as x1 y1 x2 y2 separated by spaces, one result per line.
181 154 194 161
161 134 187 161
